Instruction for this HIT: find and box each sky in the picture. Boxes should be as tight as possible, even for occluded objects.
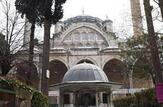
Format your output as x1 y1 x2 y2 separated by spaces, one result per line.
0 0 162 41
56 0 133 39
0 0 135 40
62 0 130 21
61 0 163 38
33 0 133 40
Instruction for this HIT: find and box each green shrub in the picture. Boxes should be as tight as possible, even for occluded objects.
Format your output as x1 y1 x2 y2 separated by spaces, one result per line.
113 96 136 107
113 88 161 107
0 78 49 107
31 91 49 107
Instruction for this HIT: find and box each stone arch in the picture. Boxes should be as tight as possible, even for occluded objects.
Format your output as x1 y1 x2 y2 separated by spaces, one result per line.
49 60 68 85
103 58 128 85
102 57 122 69
73 57 98 66
49 57 68 68
58 22 111 45
77 59 94 64
12 59 39 72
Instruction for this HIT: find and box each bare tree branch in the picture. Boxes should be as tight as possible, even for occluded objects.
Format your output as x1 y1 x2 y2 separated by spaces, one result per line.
0 0 29 74
153 0 159 4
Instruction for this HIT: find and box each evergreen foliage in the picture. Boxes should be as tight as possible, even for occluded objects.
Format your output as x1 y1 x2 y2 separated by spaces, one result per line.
31 91 49 107
113 89 161 107
0 33 11 75
37 0 66 95
0 78 48 107
15 0 67 25
15 0 67 95
15 0 41 24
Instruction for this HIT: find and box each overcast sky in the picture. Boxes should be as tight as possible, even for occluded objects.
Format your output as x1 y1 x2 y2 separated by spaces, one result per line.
62 0 130 21
0 0 162 40
31 0 133 40
0 0 136 40
59 0 133 39
62 0 162 37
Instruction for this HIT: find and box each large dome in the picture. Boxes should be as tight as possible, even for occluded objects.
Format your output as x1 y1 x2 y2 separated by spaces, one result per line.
64 15 103 28
62 63 109 83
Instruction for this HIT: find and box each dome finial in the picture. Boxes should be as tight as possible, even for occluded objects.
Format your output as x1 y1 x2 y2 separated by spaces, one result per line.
106 15 108 20
82 8 85 16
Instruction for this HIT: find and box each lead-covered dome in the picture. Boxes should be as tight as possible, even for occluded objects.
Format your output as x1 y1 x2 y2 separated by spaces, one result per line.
62 63 109 83
64 15 103 28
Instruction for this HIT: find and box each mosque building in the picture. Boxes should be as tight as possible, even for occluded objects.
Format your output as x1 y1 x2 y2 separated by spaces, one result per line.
15 15 153 107
2 0 154 106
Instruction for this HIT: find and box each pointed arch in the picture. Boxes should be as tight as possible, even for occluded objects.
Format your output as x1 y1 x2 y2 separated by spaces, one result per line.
49 60 68 85
73 57 98 66
77 59 94 64
103 58 127 85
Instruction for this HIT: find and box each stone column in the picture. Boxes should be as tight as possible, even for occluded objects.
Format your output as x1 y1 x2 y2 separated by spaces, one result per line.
96 93 99 107
70 93 74 107
59 92 63 107
99 92 103 103
99 92 103 107
107 94 110 107
109 93 114 107
74 92 78 107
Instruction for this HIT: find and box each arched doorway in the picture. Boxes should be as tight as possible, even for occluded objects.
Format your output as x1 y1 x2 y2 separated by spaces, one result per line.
77 59 94 64
103 59 127 86
76 92 96 107
49 60 68 85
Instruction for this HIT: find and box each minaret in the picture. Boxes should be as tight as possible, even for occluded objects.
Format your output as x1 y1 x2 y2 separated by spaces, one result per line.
23 18 31 48
130 0 143 38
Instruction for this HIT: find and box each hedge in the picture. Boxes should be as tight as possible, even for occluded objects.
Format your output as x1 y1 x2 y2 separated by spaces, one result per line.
0 78 48 107
113 88 163 107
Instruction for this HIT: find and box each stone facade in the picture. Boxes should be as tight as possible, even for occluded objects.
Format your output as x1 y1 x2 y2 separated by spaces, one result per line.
20 15 152 91
49 16 125 85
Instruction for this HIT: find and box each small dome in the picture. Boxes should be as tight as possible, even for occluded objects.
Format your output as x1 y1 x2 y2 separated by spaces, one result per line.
63 63 109 83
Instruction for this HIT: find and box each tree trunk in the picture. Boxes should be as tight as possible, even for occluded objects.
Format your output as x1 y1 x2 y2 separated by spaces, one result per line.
28 22 35 62
159 0 163 20
144 0 163 83
41 19 51 95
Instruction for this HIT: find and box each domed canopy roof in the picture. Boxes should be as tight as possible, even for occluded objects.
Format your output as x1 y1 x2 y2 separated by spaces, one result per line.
62 63 109 83
64 15 103 28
